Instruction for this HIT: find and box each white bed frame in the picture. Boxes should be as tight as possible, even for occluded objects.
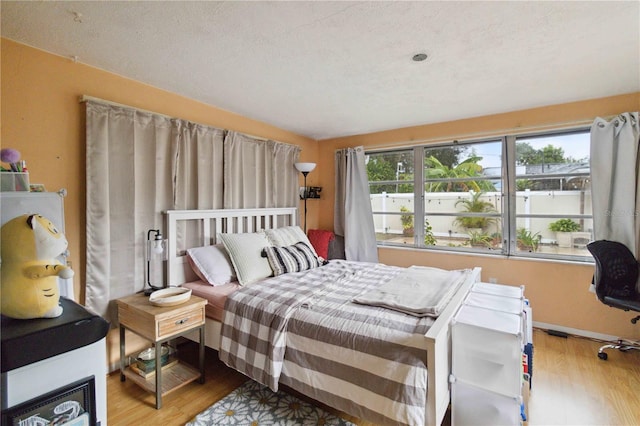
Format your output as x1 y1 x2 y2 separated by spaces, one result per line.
165 207 480 426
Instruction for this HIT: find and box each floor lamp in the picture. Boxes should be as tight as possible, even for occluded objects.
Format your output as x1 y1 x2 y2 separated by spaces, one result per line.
294 162 316 233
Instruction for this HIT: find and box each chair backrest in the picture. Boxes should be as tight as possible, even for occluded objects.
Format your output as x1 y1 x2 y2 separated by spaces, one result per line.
587 240 639 302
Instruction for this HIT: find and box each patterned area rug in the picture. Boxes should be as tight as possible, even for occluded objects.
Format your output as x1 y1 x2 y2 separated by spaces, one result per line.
186 380 357 426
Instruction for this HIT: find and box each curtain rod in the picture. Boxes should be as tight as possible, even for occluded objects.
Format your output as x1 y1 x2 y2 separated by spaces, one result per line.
82 95 617 149
79 94 272 142
79 95 177 120
362 116 609 152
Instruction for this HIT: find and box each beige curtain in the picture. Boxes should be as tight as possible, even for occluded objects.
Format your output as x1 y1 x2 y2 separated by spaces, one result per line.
85 101 223 322
173 121 225 251
223 131 300 209
334 146 379 262
173 121 225 210
590 112 640 291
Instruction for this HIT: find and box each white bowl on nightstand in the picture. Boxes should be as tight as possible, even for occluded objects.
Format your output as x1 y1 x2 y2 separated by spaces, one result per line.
148 287 192 307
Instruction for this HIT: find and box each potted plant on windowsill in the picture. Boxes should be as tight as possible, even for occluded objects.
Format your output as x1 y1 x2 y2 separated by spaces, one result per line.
400 206 414 237
453 191 497 232
467 230 492 248
424 218 437 246
549 218 580 248
517 228 541 252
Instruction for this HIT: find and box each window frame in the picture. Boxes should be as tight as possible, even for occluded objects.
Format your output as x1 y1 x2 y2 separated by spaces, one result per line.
366 127 593 262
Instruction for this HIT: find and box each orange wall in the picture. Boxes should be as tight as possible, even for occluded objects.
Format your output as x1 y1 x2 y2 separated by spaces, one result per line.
1 39 318 366
316 92 640 340
1 38 318 300
3 37 639 358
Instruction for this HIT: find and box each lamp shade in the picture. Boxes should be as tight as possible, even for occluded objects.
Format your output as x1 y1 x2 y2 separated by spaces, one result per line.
294 162 316 173
146 231 168 261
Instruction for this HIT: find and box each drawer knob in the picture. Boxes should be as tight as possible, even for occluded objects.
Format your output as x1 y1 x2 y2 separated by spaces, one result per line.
175 317 189 325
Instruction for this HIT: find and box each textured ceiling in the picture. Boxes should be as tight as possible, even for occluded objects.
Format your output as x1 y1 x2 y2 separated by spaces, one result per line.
2 1 639 140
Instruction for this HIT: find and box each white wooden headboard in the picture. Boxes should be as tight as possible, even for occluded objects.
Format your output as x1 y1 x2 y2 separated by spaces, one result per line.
165 208 298 286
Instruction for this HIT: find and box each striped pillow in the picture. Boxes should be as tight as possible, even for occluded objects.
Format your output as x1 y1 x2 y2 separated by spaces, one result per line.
263 242 322 276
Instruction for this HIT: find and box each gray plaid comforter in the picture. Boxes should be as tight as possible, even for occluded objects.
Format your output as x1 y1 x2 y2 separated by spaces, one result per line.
219 260 470 425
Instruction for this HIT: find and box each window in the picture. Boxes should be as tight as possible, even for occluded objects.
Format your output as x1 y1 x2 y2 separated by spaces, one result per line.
510 131 591 259
366 128 592 261
368 149 415 243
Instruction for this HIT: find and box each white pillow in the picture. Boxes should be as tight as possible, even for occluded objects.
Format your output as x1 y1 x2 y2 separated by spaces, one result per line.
186 244 237 286
264 226 318 255
219 232 273 286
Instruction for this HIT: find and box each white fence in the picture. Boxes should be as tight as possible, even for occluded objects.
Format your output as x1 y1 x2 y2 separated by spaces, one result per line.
371 190 592 241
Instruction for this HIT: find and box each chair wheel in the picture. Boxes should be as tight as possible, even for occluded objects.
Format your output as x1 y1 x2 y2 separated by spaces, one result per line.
598 352 608 360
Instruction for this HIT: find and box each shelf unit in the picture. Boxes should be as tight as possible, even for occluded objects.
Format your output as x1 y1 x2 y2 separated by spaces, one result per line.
450 282 532 426
121 360 201 396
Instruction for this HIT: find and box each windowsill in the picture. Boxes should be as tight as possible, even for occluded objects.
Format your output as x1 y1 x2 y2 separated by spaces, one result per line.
377 243 594 266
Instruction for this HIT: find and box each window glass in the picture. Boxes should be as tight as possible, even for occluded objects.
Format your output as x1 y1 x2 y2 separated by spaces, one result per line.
424 140 503 250
365 129 592 261
367 150 415 245
514 131 591 258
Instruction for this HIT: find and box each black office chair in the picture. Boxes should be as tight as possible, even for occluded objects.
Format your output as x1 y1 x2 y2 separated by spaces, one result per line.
587 240 640 360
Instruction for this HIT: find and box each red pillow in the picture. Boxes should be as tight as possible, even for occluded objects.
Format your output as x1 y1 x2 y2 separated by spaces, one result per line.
307 229 335 259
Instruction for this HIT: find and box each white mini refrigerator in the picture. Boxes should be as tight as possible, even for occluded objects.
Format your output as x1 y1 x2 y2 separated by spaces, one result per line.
1 298 110 425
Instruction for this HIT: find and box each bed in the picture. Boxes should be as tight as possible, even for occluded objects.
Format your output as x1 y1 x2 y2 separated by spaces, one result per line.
165 207 481 426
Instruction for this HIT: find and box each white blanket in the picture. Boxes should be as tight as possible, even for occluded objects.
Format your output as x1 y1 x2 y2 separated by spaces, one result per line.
353 266 471 317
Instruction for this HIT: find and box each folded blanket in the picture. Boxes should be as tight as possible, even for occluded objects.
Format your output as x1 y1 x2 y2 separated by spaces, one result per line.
353 266 471 317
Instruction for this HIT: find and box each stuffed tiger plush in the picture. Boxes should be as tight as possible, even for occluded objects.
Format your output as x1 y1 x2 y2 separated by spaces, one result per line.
1 214 74 319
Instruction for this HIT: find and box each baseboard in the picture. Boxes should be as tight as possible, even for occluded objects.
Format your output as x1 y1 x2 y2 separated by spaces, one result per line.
533 321 618 342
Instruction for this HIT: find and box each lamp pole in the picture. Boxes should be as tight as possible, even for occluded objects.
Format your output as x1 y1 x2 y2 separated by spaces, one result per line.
302 171 309 233
294 162 316 234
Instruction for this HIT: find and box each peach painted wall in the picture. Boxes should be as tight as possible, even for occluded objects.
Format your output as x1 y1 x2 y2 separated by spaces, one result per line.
3 37 639 363
316 92 640 340
1 39 318 366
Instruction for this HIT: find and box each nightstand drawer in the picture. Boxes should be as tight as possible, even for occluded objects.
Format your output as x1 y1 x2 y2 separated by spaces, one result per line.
157 308 204 338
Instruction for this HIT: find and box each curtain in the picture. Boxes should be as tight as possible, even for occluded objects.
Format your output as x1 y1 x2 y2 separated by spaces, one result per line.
223 131 300 209
173 121 225 250
85 101 223 322
334 146 378 262
590 112 640 290
173 121 225 210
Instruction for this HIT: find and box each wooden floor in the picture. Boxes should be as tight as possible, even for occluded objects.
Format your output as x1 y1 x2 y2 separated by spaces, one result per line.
107 328 640 425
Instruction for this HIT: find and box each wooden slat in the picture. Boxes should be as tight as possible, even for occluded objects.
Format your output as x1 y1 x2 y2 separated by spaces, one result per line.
165 208 298 286
202 219 211 246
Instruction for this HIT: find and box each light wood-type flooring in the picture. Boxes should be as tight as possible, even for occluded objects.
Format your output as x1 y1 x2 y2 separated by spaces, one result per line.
107 328 640 425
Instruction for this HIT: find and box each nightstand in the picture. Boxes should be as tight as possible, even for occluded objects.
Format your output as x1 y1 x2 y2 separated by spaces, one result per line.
116 293 207 409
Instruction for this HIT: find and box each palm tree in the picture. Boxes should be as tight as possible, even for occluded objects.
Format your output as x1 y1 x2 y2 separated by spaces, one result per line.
424 155 496 192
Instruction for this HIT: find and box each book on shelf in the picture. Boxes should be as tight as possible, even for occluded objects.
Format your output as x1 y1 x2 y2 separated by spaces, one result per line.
129 357 178 379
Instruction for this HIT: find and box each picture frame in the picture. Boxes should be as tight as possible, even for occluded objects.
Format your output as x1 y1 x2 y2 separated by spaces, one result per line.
1 376 96 426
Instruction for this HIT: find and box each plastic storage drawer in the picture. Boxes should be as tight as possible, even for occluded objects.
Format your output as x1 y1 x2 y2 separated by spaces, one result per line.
452 305 523 396
452 380 521 426
471 282 524 299
464 291 524 315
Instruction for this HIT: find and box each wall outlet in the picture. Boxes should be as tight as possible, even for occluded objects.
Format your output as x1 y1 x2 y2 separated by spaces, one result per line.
489 277 497 284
